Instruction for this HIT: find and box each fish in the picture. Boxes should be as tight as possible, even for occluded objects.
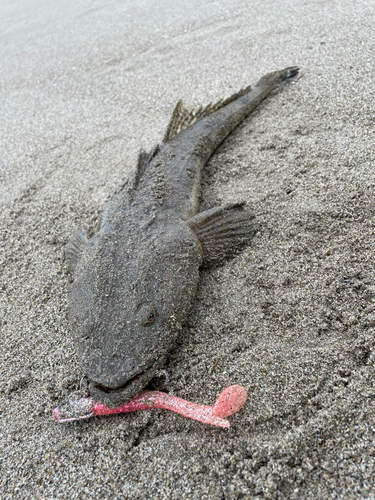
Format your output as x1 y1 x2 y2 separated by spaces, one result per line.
64 67 299 407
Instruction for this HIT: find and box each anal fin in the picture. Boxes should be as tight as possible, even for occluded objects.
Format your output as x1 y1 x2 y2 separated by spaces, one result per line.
187 203 258 267
64 227 89 274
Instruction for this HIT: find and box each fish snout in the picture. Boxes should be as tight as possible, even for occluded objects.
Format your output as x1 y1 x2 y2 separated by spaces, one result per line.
87 361 163 407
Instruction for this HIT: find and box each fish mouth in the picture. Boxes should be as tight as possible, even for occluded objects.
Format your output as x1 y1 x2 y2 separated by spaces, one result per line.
88 366 156 407
93 368 151 394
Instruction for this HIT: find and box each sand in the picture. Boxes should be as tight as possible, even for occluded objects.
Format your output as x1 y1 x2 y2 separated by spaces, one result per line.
1 0 375 498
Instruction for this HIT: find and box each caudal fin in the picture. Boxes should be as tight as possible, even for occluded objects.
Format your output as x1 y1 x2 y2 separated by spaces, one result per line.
257 66 300 88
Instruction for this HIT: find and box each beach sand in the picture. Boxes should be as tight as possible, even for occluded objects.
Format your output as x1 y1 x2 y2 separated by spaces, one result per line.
1 0 375 498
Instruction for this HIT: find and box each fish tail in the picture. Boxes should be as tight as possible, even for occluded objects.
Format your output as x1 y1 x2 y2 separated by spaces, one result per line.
256 66 300 88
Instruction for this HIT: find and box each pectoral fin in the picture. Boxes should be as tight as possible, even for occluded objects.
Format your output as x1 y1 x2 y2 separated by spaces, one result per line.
187 203 258 267
64 227 89 274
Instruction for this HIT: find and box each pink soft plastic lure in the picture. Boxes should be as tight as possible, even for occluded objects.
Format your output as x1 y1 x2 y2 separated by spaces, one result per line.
53 385 247 428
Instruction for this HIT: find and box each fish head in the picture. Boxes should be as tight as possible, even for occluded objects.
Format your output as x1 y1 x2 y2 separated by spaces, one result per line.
69 212 202 406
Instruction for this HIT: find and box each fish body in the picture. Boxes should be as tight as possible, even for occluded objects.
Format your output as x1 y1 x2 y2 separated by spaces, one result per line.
65 67 299 406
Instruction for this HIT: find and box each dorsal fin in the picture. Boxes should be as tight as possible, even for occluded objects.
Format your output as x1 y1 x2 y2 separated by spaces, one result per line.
134 149 149 186
64 227 89 274
132 144 160 191
163 84 252 142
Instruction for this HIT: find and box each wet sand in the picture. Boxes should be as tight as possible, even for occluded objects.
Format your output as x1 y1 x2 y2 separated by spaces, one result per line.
1 0 375 498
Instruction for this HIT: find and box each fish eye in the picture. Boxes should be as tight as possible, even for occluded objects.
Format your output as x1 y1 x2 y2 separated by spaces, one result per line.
147 312 156 324
136 304 158 327
143 308 157 326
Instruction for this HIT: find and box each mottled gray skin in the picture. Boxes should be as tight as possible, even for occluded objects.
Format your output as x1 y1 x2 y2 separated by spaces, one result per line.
67 67 299 406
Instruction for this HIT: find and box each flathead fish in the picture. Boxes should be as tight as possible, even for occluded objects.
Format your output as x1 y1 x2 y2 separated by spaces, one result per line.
64 67 299 406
